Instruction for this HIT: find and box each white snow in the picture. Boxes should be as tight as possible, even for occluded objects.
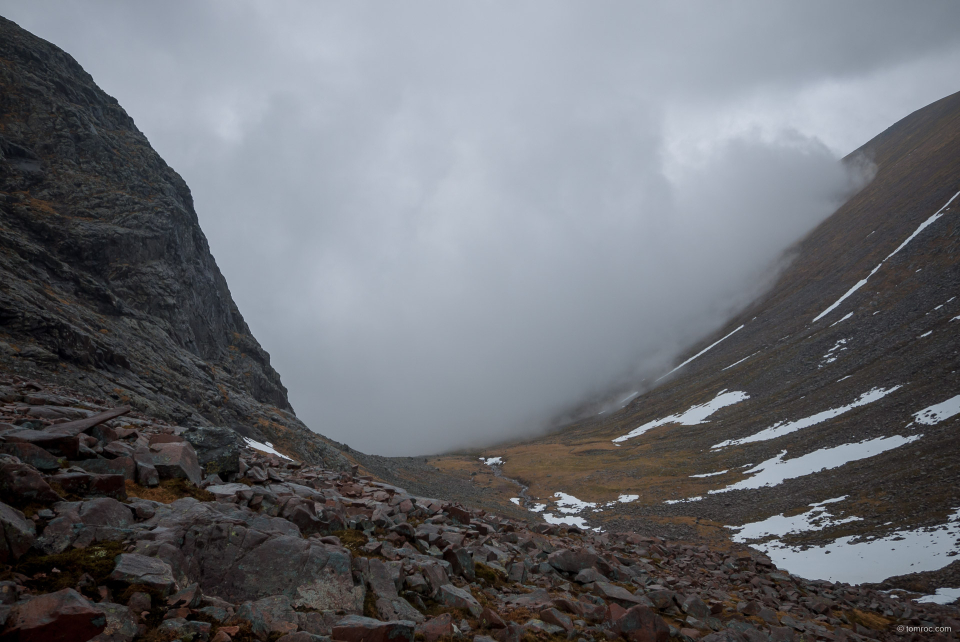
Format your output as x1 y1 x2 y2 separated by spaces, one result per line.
743 507 960 585
619 391 639 404
614 389 749 443
709 434 921 493
729 496 861 542
953 315 960 322
243 437 293 460
657 325 744 380
617 494 639 503
813 190 960 323
829 312 854 327
713 386 901 449
916 587 960 605
553 491 596 514
541 512 594 529
722 352 759 371
480 456 503 466
837 375 852 382
918 331 932 338
509 497 521 505
820 338 848 366
664 496 703 505
690 469 728 478
914 394 960 425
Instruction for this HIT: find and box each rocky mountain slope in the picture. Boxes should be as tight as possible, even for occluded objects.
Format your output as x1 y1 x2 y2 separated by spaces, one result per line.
425 90 960 583
0 16 346 470
2 375 957 642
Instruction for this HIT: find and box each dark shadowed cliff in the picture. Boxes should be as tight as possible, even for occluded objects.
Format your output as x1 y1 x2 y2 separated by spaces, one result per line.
0 16 347 469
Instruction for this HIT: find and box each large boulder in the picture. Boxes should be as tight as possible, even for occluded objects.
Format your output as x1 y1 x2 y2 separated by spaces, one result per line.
109 554 178 596
547 548 598 573
79 498 135 528
149 442 202 486
615 605 670 642
0 458 61 504
132 446 159 487
0 501 36 563
2 430 79 459
70 457 136 481
437 584 482 616
46 471 126 500
1 588 106 642
182 426 240 478
135 499 362 612
0 442 61 471
88 602 138 642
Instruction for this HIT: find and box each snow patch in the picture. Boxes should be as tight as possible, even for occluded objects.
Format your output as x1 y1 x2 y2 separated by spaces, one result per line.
829 312 854 327
243 437 293 461
709 435 921 493
743 507 960 585
813 190 960 322
713 386 902 449
657 325 744 380
553 491 596 514
614 389 749 443
690 470 728 478
918 331 932 338
916 587 960 605
480 456 503 466
914 395 960 425
729 496 861 542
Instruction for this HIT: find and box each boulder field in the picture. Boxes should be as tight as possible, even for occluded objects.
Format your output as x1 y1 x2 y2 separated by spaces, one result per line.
0 375 956 642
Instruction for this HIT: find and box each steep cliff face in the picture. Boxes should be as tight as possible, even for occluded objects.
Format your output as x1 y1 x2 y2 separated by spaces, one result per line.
0 16 347 469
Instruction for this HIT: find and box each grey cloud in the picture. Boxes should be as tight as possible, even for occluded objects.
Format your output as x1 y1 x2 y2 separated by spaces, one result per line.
2 2 959 454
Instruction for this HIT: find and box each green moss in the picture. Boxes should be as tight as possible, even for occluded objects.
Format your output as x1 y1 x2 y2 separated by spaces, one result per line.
14 541 125 599
475 562 508 589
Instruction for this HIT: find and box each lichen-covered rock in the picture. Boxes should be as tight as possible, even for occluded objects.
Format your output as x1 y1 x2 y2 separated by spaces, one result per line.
109 553 178 596
182 426 241 477
332 615 415 642
0 460 61 504
150 442 203 486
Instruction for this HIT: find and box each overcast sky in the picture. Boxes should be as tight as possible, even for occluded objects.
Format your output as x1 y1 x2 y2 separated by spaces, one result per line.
3 2 960 455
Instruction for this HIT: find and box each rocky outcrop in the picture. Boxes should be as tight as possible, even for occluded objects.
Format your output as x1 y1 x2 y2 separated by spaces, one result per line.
0 16 346 471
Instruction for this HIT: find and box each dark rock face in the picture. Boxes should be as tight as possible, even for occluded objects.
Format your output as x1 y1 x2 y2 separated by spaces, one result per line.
0 16 346 471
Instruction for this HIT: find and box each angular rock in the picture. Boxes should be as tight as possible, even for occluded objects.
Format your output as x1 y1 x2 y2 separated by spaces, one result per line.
109 553 178 596
422 613 454 642
182 426 240 477
156 617 212 641
575 567 605 584
132 447 159 487
0 442 61 471
47 472 126 500
616 605 670 642
479 607 506 629
88 602 138 642
3 430 80 459
683 595 712 620
3 588 106 642
539 608 573 632
548 548 598 573
332 615 415 642
437 584 482 616
443 546 476 581
234 595 300 640
593 581 642 607
277 633 331 642
206 482 250 503
70 456 135 481
0 461 61 503
0 502 36 563
376 596 425 624
79 497 134 528
150 441 202 486
44 406 132 438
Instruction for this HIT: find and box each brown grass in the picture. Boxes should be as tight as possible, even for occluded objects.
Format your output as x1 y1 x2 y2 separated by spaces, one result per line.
124 478 215 503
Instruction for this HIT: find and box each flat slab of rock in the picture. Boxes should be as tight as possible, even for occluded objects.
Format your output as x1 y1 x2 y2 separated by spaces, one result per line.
47 471 126 500
0 442 61 471
332 615 415 642
3 430 79 459
548 548 598 573
437 584 482 616
109 553 177 596
44 405 131 438
2 588 106 642
1 461 61 503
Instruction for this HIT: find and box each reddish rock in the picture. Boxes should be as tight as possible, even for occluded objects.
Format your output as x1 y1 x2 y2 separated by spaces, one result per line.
2 588 106 642
422 613 454 642
332 615 415 642
0 461 61 503
437 584 482 616
445 504 472 524
605 603 628 623
233 595 299 640
592 581 643 607
79 497 134 528
548 548 599 573
615 605 670 642
539 607 574 631
0 442 60 471
44 406 131 438
47 472 126 500
442 546 475 581
0 502 36 563
3 430 79 459
150 442 202 486
132 447 159 487
71 457 136 481
479 607 506 629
